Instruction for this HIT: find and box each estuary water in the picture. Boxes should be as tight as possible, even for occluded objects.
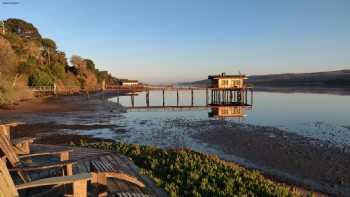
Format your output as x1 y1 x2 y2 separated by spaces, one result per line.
110 90 350 148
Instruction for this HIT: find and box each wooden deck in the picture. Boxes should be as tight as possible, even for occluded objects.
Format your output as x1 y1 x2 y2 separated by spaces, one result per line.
28 144 168 197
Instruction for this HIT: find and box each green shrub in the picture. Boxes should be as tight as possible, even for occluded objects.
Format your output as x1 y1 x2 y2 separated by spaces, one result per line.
0 77 33 105
49 63 66 79
28 69 54 86
80 142 303 197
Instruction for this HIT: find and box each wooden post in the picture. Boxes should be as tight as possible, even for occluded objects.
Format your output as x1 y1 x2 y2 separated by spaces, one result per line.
206 88 209 106
162 89 165 107
177 89 179 106
191 89 194 106
214 90 218 104
101 80 106 91
251 89 254 105
73 180 88 197
146 90 150 107
60 151 72 176
237 91 241 103
117 90 120 104
245 89 248 105
53 83 57 95
131 95 135 108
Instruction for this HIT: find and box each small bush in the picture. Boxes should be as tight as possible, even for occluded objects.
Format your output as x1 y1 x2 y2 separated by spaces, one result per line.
0 77 33 105
28 69 55 86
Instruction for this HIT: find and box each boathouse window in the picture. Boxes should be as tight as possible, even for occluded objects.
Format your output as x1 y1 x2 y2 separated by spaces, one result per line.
231 80 241 87
221 80 229 86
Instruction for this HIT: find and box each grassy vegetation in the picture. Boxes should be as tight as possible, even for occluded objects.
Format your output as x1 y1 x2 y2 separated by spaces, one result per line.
80 141 312 197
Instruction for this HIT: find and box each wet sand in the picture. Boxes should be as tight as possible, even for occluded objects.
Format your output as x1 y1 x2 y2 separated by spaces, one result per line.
0 91 125 114
192 122 350 196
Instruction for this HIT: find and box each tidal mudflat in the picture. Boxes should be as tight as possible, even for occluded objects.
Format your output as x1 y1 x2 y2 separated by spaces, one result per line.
2 91 350 196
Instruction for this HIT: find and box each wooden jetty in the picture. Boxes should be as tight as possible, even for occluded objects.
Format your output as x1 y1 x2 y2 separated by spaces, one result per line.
111 73 254 109
115 87 253 109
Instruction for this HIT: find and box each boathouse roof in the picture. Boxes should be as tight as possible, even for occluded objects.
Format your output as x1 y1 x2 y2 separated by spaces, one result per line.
121 79 139 83
208 73 247 80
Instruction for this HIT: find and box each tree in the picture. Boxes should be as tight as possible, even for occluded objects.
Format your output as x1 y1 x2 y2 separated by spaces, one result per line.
41 38 56 50
13 56 37 87
49 63 66 79
84 59 95 71
28 69 54 86
5 18 41 39
70 55 86 70
41 38 57 65
0 36 17 74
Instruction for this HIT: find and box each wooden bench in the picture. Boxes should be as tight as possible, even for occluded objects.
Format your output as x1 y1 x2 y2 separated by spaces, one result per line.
0 156 91 197
28 144 168 196
90 154 145 188
0 122 34 154
0 135 75 183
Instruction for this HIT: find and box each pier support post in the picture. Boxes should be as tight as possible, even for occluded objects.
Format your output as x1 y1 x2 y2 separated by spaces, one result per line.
251 89 254 106
177 89 179 107
162 89 165 107
191 89 194 106
237 91 242 104
116 89 120 104
206 88 209 106
146 90 150 107
131 95 135 108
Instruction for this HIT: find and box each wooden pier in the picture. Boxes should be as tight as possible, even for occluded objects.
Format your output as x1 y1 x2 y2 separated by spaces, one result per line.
114 86 254 109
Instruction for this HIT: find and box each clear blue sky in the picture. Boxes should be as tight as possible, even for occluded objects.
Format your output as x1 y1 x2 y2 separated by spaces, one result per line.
1 0 350 84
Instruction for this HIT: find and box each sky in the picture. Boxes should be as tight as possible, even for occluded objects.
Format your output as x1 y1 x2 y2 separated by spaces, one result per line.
1 0 350 84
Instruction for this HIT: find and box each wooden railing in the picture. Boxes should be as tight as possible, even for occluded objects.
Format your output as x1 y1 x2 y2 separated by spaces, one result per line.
29 86 55 92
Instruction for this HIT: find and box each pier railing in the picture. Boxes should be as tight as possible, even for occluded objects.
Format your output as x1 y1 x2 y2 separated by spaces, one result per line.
29 86 55 93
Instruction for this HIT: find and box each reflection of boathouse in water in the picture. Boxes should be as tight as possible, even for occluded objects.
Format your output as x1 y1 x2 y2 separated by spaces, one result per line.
208 105 251 119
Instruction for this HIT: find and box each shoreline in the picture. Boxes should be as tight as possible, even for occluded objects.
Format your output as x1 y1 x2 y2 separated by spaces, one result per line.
0 93 344 196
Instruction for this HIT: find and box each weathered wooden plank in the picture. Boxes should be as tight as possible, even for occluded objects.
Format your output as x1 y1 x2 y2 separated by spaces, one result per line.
0 157 18 197
73 179 88 197
12 137 34 154
9 160 77 172
16 173 91 190
0 134 21 166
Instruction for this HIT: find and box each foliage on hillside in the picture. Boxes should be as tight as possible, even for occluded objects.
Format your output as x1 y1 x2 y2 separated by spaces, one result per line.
80 142 312 197
0 18 118 104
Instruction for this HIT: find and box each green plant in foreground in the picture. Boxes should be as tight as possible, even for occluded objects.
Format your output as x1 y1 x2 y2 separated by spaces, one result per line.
79 141 310 197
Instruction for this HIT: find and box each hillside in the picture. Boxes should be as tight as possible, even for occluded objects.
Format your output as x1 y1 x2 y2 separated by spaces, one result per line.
0 18 118 105
180 69 350 89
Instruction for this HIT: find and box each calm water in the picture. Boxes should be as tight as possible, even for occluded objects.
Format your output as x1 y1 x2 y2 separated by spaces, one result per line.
109 90 350 147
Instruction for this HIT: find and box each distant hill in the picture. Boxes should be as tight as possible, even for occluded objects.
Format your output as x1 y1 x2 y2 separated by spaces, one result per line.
179 69 350 89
